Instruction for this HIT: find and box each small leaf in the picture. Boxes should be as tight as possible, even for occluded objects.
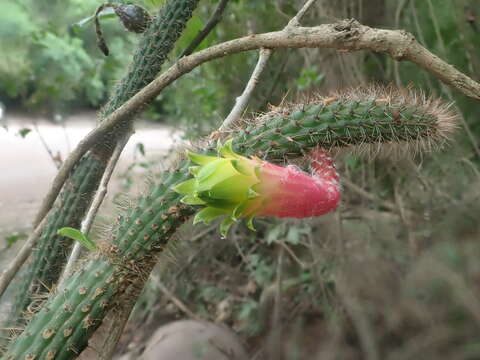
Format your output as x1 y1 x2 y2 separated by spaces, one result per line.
57 227 97 251
5 233 27 248
17 128 31 138
136 142 145 156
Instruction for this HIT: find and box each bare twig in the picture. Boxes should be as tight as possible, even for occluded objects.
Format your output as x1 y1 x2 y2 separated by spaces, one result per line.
0 217 47 297
286 0 318 28
342 177 407 216
33 122 61 169
220 48 273 130
58 132 132 288
220 0 318 131
180 0 230 58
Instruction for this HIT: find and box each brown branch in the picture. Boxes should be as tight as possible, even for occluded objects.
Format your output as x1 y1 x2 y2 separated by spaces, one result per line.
180 0 230 58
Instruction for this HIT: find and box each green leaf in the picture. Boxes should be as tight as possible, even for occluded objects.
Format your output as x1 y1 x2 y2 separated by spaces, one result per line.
57 227 97 251
17 128 31 138
136 142 146 156
4 232 27 248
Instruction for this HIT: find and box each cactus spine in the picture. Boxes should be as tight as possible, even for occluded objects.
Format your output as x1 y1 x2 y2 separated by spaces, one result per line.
2 0 200 344
3 88 457 359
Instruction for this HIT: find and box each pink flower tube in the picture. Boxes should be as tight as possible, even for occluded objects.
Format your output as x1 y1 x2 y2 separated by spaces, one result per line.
173 140 341 236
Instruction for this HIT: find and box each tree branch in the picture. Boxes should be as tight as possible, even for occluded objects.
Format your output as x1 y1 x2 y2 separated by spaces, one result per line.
180 0 230 58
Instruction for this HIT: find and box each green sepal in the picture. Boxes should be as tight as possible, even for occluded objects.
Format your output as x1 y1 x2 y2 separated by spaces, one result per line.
233 200 249 220
180 195 206 205
189 166 200 176
231 159 255 177
220 216 235 237
57 227 97 251
247 188 259 199
196 160 237 192
217 139 239 159
193 207 228 225
187 151 219 165
246 216 256 231
172 178 197 195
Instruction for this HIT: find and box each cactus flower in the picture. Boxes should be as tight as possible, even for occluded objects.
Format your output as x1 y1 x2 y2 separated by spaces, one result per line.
173 140 340 236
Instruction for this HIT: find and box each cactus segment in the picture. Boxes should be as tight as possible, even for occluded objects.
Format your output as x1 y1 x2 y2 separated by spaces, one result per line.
173 140 341 236
1 0 201 348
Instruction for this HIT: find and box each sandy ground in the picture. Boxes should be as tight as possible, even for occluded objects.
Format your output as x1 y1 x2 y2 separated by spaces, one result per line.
0 111 181 246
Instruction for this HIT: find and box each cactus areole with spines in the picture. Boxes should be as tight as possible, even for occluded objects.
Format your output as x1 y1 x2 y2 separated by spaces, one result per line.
173 140 341 236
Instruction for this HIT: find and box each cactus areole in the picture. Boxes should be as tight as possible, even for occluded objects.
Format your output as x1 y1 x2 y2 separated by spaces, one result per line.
173 140 340 235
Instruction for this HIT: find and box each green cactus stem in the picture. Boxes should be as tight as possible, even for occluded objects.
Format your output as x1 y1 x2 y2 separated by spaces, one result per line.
1 0 200 345
3 87 457 359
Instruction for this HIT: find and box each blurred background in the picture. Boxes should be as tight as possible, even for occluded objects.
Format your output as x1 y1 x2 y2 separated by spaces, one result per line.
1 0 480 359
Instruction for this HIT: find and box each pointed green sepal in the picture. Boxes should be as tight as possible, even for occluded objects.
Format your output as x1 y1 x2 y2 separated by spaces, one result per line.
217 139 239 159
231 159 255 177
220 216 235 237
180 195 206 205
189 166 200 176
172 178 197 195
233 200 249 220
193 207 228 225
57 227 97 251
187 151 219 165
247 188 259 199
246 216 256 231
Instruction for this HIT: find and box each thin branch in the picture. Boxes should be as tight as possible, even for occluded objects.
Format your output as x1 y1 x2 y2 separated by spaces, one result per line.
31 17 480 254
180 0 230 58
286 0 318 28
0 217 47 297
220 48 272 130
58 132 132 288
33 122 62 169
220 0 319 131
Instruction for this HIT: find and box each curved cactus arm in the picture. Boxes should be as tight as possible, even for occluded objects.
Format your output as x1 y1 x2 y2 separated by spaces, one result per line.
2 0 201 343
3 88 457 359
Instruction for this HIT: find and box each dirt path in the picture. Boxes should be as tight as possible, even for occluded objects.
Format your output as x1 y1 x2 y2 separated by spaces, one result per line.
0 111 180 246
